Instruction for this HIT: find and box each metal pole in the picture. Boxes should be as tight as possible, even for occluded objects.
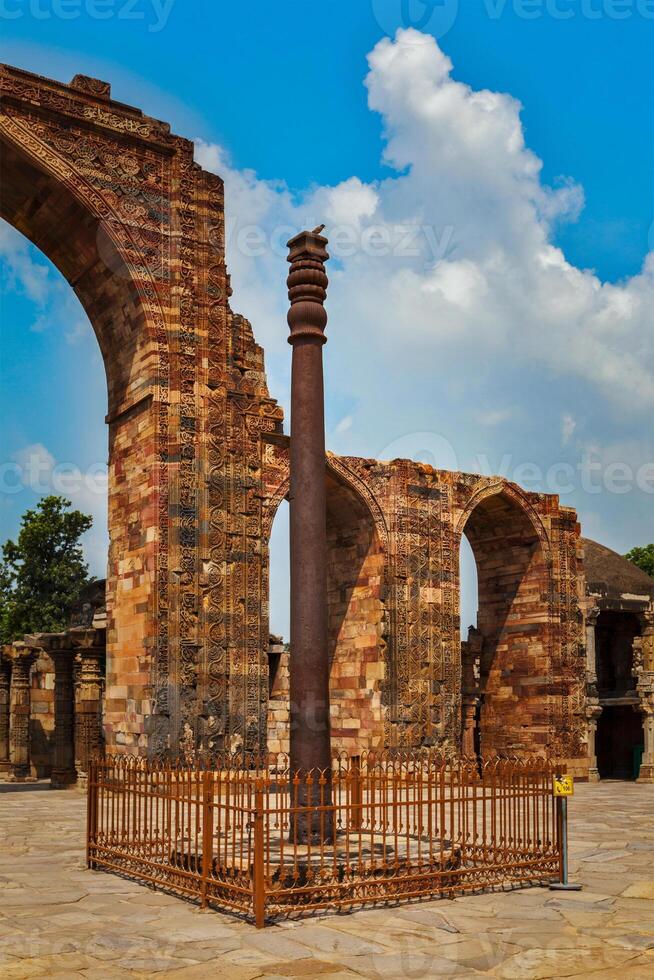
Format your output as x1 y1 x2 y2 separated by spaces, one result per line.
550 792 581 891
286 226 333 842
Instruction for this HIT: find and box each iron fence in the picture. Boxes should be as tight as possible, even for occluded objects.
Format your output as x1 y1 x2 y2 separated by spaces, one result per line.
86 753 561 927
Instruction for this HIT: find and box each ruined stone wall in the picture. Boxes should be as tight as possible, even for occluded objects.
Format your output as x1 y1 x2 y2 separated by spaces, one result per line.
0 65 586 770
0 66 282 758
326 475 386 754
464 493 553 757
263 448 587 771
29 652 55 777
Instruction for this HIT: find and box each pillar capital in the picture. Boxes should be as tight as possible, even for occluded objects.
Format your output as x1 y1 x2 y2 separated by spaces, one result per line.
585 604 601 628
286 225 329 345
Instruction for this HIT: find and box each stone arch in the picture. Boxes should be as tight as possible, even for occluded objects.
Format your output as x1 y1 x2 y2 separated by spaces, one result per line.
455 480 552 563
0 66 260 757
0 89 173 749
455 481 554 758
0 111 165 409
262 454 389 550
263 455 390 753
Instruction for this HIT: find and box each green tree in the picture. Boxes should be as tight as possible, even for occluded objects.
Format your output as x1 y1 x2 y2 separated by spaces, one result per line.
0 496 93 645
624 544 654 578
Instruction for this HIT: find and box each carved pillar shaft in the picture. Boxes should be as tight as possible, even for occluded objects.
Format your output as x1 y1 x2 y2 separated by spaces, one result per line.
635 609 654 783
0 659 10 770
461 699 478 757
639 710 654 783
9 652 35 781
586 713 601 782
74 647 105 788
51 650 77 789
586 606 600 686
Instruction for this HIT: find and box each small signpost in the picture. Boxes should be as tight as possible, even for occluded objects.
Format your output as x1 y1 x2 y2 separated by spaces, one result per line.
549 773 582 891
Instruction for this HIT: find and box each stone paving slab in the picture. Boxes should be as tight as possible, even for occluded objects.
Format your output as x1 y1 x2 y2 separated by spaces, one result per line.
1 781 654 977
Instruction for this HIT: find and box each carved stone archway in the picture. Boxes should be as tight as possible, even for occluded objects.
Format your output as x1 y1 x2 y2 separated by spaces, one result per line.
0 65 283 756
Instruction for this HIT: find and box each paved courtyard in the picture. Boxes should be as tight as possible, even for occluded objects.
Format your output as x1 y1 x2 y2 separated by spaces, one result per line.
1 781 653 978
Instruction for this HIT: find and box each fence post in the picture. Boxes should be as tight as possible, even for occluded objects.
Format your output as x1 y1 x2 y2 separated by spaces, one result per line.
86 758 98 869
252 781 266 928
201 769 214 909
549 773 581 891
351 755 362 832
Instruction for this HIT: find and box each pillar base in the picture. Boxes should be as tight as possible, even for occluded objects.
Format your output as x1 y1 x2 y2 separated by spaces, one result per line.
587 767 600 783
8 767 37 782
637 764 654 784
50 769 77 789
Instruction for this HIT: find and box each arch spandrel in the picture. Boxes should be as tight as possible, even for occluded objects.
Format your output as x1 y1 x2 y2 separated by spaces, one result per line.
453 478 553 563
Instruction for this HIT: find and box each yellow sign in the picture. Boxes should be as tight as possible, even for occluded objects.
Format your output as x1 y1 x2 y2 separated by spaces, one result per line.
553 774 574 797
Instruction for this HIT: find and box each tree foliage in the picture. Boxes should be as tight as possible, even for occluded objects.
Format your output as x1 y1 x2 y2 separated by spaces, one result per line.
0 496 93 645
624 544 654 579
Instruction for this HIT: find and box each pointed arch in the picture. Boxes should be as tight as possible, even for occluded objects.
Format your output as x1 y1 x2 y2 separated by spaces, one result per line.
456 480 554 758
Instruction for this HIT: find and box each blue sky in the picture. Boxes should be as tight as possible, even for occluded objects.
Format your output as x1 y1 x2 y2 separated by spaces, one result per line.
1 0 653 637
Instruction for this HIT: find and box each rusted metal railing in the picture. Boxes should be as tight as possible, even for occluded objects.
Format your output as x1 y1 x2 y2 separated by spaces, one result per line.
86 753 560 927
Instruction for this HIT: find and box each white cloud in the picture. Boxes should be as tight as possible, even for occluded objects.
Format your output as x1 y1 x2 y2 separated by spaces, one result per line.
14 443 55 486
10 443 108 579
196 28 654 417
0 223 50 304
476 408 512 428
193 27 654 569
1 219 94 347
562 414 577 445
334 415 354 435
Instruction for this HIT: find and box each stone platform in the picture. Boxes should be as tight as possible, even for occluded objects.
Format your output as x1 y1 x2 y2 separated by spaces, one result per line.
1 781 654 978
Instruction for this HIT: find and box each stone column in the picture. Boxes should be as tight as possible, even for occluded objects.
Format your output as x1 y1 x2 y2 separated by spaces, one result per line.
638 705 654 784
633 606 654 783
461 699 479 757
584 605 601 781
585 706 602 783
0 654 11 774
73 633 105 789
634 609 654 784
585 605 600 688
8 645 36 781
51 647 77 788
460 627 482 758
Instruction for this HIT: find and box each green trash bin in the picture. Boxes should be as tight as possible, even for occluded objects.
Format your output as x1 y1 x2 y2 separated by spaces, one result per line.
633 745 644 780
